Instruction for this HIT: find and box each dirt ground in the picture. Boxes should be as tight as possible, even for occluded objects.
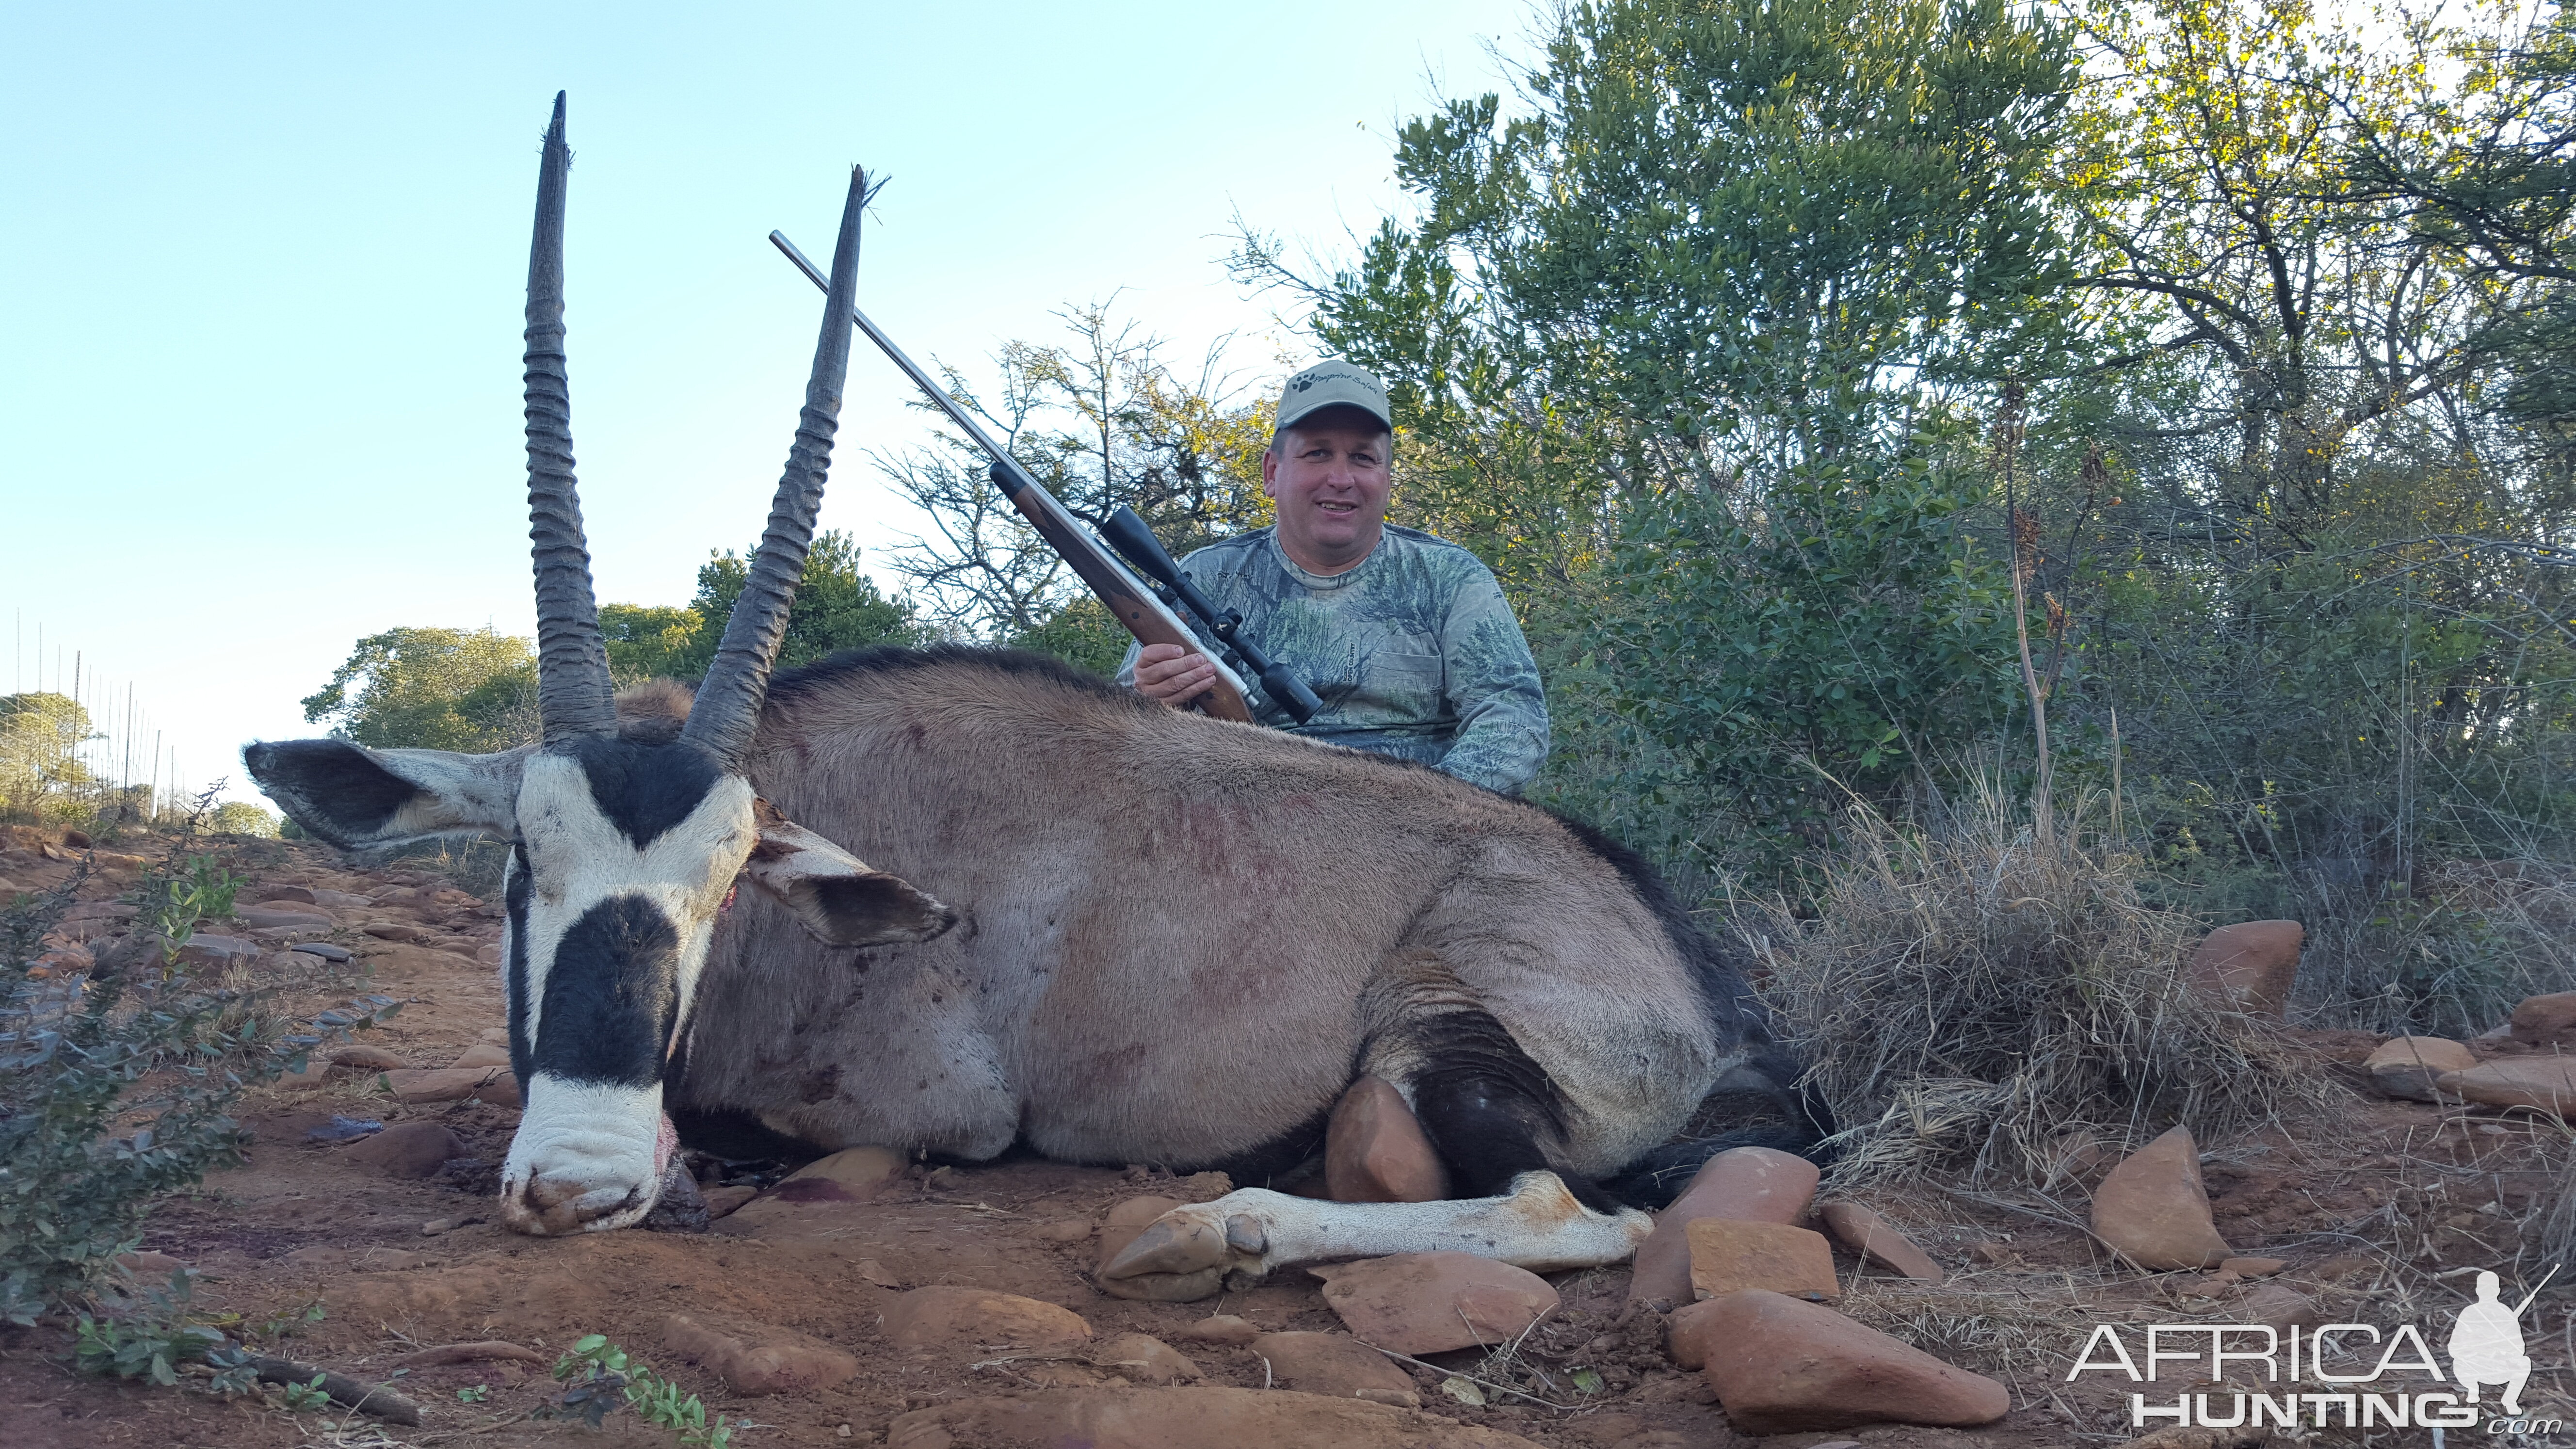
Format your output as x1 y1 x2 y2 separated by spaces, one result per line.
4 828 2573 1448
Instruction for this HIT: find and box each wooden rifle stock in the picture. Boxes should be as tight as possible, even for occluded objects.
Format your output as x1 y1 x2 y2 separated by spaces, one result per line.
769 229 1252 723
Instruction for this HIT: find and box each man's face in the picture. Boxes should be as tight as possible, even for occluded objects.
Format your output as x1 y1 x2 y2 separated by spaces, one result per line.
1262 409 1392 574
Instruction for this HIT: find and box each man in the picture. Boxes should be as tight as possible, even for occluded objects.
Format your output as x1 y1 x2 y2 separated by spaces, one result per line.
1117 361 1549 795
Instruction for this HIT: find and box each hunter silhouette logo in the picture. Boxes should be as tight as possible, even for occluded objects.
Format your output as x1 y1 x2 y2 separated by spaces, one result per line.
2449 1265 2554 1415
2070 1261 2563 1432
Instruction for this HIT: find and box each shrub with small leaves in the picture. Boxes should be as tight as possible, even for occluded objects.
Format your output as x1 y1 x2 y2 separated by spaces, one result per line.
550 1334 734 1448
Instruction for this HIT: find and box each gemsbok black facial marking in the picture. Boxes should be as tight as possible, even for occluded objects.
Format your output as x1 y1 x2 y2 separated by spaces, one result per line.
562 737 726 850
535 895 682 1086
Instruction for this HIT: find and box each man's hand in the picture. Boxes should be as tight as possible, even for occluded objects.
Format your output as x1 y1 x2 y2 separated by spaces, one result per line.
1133 643 1218 707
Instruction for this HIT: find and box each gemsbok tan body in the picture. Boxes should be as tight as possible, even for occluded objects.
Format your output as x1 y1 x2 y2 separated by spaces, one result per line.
244 97 1818 1300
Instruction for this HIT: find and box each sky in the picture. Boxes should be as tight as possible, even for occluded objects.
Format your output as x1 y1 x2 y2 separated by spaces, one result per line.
1 0 1529 809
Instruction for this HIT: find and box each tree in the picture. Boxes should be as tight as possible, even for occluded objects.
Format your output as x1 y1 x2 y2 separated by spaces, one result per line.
300 628 537 753
879 305 1276 658
0 693 97 822
673 530 922 676
1240 0 2077 875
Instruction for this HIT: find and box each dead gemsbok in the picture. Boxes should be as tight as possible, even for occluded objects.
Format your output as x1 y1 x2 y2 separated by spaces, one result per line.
244 97 1821 1302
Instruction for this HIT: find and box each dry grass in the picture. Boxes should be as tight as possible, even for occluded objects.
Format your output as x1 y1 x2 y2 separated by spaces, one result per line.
1749 780 2333 1188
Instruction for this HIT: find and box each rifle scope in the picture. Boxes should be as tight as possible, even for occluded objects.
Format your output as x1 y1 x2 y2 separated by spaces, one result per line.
1099 506 1325 724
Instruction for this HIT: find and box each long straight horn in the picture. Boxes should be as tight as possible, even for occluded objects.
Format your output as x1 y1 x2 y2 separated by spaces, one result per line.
523 91 618 742
681 166 868 769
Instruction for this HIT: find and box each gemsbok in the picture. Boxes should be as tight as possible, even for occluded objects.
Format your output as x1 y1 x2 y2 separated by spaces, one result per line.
244 96 1819 1303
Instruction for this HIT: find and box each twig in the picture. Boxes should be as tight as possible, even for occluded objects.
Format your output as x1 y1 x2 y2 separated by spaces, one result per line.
221 1339 421 1424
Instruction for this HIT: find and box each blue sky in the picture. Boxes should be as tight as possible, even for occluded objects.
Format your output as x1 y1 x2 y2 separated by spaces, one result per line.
2 0 1526 807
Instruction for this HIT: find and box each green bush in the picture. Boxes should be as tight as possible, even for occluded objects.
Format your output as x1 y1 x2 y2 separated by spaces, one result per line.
0 831 396 1322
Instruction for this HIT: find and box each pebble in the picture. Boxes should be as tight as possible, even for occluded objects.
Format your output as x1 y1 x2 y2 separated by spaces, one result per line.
2437 1058 2576 1112
346 1121 467 1179
1249 1331 1414 1401
1312 1252 1559 1355
291 942 353 962
1686 1218 1839 1301
662 1312 859 1396
1627 1146 1819 1307
447 1044 511 1069
702 1185 758 1220
329 1045 409 1071
238 904 336 931
364 922 432 943
2185 920 2304 1017
1323 1075 1450 1203
305 1115 385 1143
2365 1035 2477 1100
1175 1315 1263 1346
176 932 263 967
1685 1289 2009 1433
763 1145 905 1204
1091 1332 1201 1385
1817 1202 1945 1282
881 1286 1092 1358
2091 1125 2231 1270
382 1066 521 1108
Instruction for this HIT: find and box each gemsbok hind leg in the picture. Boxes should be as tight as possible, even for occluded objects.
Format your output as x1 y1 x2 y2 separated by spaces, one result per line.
1096 978 1655 1301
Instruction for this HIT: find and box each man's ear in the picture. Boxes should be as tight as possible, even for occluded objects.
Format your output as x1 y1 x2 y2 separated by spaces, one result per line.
242 739 525 848
743 804 956 949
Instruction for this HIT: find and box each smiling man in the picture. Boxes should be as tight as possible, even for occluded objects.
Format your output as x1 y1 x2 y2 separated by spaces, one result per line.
1118 361 1549 795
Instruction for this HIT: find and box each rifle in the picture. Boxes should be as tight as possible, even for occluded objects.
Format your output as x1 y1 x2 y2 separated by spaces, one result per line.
1099 506 1321 721
769 229 1264 724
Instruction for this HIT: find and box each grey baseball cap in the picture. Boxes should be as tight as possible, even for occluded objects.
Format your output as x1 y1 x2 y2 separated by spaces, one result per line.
1277 359 1393 433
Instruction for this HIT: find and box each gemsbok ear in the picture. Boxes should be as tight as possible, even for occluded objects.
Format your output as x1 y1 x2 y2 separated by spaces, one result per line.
242 739 527 848
743 802 957 949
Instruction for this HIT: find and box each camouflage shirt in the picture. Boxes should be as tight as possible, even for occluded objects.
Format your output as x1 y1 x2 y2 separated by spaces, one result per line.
1116 525 1549 794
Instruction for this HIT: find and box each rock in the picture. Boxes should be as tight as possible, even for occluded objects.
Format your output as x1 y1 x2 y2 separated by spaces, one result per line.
447 1044 511 1069
477 1026 508 1043
291 942 352 962
1817 1202 1944 1282
2437 1057 2576 1112
884 1387 1543 1449
1176 1315 1263 1346
239 904 335 931
882 1286 1091 1359
177 932 263 967
1095 1194 1186 1268
2365 1035 2478 1100
2186 920 2304 1017
1091 1332 1201 1385
116 1250 186 1277
346 1122 467 1179
1312 1253 1559 1354
2221 1257 2286 1277
330 1045 409 1071
60 830 91 848
774 1144 905 1204
1627 1145 1819 1308
257 886 320 904
2091 1126 2230 1270
702 1186 757 1220
662 1312 859 1396
2511 992 2576 1046
2239 1284 2321 1331
1686 1219 1839 1301
382 1066 521 1108
1324 1076 1450 1204
1251 1331 1414 1401
364 922 432 943
1690 1289 2009 1433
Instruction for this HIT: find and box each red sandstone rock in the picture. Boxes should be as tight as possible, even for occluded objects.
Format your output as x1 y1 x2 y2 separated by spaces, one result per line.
1626 1146 1819 1308
2186 920 2304 1017
1324 1076 1450 1204
1690 1289 2009 1433
2365 1035 2477 1100
1817 1202 1945 1282
882 1286 1091 1359
2511 992 2576 1046
1250 1331 1416 1401
2439 1058 2576 1113
1090 1332 1200 1385
2091 1126 2230 1270
1686 1219 1840 1302
661 1312 857 1396
1312 1252 1559 1354
345 1122 467 1179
